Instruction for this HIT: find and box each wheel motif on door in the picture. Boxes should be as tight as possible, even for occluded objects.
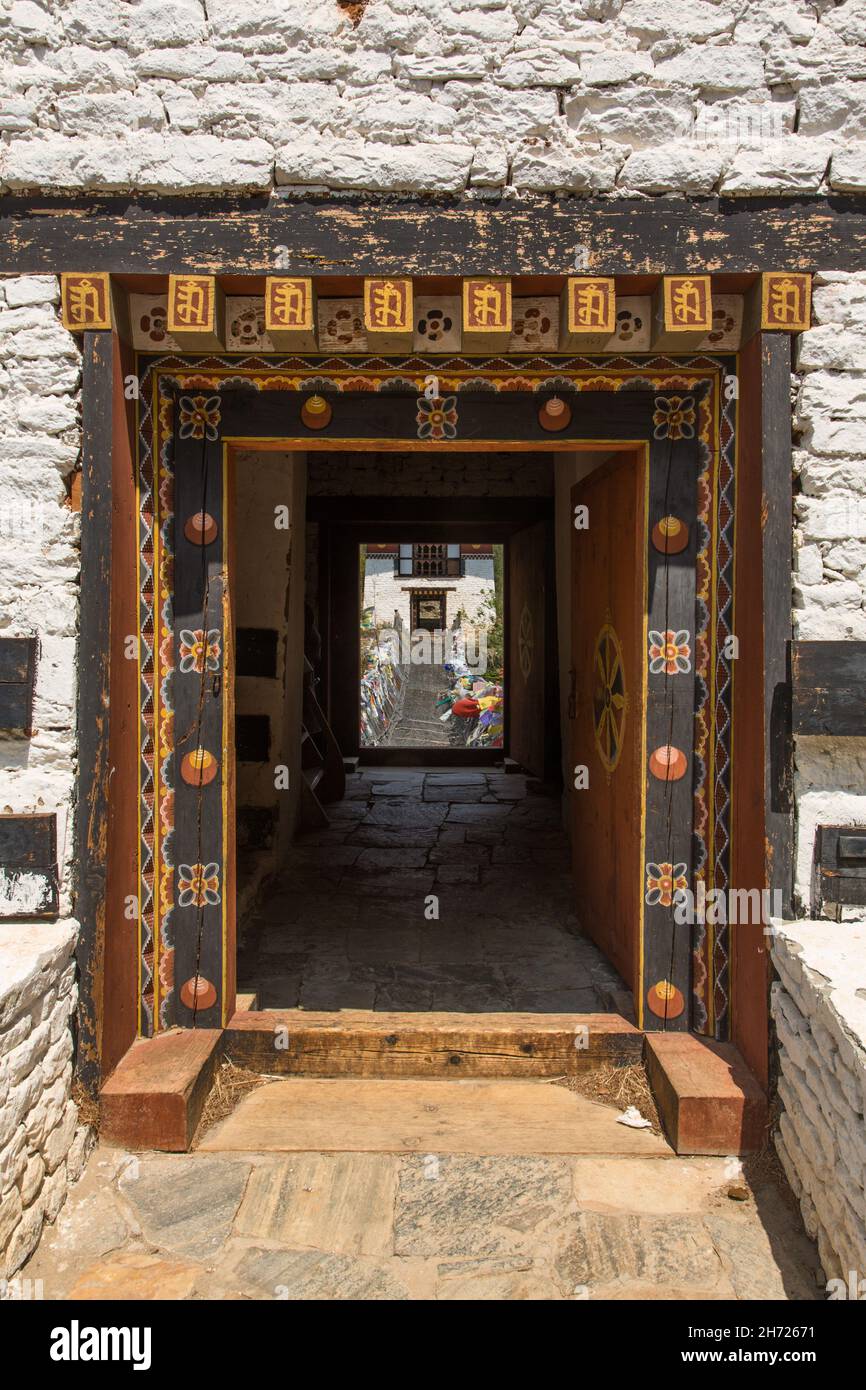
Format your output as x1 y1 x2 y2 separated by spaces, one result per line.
592 623 627 773
518 603 533 680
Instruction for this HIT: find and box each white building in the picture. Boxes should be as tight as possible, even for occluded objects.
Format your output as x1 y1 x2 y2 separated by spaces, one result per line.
363 543 496 636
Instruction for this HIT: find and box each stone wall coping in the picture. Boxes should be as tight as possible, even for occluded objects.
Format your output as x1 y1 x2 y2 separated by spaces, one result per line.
0 918 78 1029
770 917 866 1056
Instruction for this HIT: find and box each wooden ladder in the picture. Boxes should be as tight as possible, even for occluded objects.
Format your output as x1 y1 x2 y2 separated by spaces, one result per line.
299 665 345 830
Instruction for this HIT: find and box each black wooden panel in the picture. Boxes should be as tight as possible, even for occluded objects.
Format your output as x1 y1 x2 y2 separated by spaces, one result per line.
0 813 58 919
236 714 270 762
75 330 114 1090
3 195 866 274
0 636 36 733
642 422 699 1033
0 686 33 733
0 636 36 684
812 824 866 913
236 628 278 679
173 418 226 1029
791 640 866 736
219 387 661 444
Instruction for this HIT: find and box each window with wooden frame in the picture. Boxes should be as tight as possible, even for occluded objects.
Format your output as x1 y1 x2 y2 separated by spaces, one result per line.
396 543 463 577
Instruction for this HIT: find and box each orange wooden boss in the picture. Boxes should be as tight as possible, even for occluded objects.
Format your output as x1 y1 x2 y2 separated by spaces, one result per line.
61 273 112 331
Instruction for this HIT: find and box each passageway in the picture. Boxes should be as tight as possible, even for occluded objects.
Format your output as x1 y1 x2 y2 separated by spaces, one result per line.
238 769 626 1013
384 660 451 749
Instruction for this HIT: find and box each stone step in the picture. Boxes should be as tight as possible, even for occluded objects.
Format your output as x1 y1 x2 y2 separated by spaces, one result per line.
199 1076 672 1156
223 1009 643 1079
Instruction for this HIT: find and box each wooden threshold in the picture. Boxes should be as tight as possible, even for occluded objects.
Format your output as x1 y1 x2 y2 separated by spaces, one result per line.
223 1009 643 1078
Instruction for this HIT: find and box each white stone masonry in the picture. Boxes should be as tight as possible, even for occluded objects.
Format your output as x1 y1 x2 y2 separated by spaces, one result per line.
0 922 92 1282
0 0 865 197
770 921 866 1283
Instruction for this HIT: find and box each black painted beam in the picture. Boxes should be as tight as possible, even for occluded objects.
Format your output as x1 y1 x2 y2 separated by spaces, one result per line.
75 330 114 1095
762 335 794 916
2 195 866 275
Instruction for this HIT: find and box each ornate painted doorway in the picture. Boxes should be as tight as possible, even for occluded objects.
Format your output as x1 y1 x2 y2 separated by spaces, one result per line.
135 352 736 1040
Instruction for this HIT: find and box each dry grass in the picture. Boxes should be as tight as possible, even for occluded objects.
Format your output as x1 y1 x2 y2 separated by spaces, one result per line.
555 1062 662 1134
192 1060 267 1146
71 1076 100 1133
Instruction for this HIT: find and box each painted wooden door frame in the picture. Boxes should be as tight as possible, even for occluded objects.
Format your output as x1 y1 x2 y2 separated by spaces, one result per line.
75 341 792 1090
130 354 732 1038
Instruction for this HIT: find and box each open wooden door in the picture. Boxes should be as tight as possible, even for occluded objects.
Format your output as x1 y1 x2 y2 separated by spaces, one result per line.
508 519 557 780
569 453 645 993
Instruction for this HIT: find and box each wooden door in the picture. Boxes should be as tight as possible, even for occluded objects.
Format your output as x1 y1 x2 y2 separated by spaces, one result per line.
412 591 446 633
508 520 548 779
569 454 645 991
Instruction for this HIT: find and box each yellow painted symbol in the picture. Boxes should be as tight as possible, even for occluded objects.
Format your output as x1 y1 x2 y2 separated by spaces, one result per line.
174 280 207 327
371 281 405 329
575 282 608 328
769 276 801 325
67 277 100 325
671 279 703 325
472 282 505 327
272 281 306 325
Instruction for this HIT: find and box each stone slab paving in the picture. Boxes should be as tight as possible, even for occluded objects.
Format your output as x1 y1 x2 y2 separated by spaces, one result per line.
239 769 626 1012
23 1137 822 1302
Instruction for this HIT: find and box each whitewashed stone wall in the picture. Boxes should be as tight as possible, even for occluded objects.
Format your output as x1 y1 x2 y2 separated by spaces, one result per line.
0 276 83 1281
0 923 92 1281
0 273 80 914
794 270 866 912
771 921 866 1282
2 0 865 197
781 274 866 1273
364 554 495 633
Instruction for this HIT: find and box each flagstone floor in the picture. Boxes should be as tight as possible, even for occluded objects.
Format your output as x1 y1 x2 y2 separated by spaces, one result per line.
238 768 628 1013
23 770 822 1303
23 1107 822 1301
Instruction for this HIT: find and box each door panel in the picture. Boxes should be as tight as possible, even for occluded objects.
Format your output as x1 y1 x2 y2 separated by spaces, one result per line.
570 454 645 991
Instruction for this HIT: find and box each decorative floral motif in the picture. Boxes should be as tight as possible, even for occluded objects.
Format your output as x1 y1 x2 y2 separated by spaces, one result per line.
178 862 221 908
139 303 168 344
178 394 221 441
648 629 691 675
179 628 221 674
229 304 266 347
645 862 688 908
653 394 696 440
416 394 457 440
